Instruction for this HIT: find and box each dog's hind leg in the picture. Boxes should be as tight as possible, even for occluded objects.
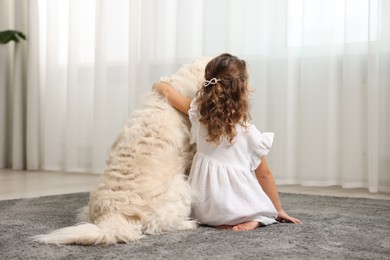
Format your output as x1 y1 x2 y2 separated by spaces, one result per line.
95 213 144 244
175 219 198 230
150 218 198 234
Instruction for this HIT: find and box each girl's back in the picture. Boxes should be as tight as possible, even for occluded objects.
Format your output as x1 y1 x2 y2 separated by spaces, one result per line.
188 99 277 227
189 101 273 172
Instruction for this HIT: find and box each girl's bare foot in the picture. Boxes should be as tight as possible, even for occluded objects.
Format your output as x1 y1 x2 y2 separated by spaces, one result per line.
215 225 234 230
232 221 260 231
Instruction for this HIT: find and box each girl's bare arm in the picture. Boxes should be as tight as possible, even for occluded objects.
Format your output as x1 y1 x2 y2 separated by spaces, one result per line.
152 81 191 115
255 157 302 224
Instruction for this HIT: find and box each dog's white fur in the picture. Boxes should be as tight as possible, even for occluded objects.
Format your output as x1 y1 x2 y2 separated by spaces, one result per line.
33 57 211 245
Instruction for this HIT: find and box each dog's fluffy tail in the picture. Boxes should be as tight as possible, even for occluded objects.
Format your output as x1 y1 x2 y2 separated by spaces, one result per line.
32 215 143 245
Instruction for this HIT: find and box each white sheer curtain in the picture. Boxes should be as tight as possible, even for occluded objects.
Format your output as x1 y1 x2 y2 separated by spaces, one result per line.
1 0 389 192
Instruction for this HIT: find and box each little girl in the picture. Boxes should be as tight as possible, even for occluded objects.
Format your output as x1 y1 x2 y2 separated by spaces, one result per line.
153 53 301 231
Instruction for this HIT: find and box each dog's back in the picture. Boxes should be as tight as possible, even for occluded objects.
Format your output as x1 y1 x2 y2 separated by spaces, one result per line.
33 57 211 245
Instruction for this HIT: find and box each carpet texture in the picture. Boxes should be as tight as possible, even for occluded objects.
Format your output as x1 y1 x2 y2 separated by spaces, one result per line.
1 192 389 260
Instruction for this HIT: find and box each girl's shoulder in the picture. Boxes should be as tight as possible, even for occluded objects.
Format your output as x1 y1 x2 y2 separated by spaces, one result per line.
242 122 258 135
242 123 273 144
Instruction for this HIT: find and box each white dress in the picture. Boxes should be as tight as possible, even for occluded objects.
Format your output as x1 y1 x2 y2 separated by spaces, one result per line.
188 99 278 226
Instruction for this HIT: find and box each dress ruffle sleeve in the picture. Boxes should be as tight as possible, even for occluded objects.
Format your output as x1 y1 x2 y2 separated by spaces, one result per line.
251 130 274 171
188 99 199 144
188 98 197 120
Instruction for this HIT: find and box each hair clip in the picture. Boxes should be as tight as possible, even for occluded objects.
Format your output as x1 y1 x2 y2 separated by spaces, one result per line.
203 78 221 87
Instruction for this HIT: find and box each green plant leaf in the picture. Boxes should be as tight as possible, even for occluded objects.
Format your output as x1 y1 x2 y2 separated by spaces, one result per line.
16 31 26 40
0 30 27 44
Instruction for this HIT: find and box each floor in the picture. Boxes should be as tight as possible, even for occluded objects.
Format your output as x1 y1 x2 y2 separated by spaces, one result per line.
0 169 389 201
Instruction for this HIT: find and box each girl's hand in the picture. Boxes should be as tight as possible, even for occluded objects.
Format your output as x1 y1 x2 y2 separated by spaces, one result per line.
152 81 170 96
152 81 191 115
276 209 302 224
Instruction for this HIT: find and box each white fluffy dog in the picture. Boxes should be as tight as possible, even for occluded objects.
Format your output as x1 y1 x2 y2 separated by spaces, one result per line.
33 57 211 245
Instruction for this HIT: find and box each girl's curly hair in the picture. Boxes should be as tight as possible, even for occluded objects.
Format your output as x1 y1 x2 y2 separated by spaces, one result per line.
196 53 250 144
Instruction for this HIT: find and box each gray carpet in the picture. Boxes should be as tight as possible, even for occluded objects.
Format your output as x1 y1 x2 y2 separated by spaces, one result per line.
1 192 389 260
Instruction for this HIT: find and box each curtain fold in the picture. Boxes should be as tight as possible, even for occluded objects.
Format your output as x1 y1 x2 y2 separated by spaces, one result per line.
26 0 41 170
0 0 29 170
0 0 389 192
